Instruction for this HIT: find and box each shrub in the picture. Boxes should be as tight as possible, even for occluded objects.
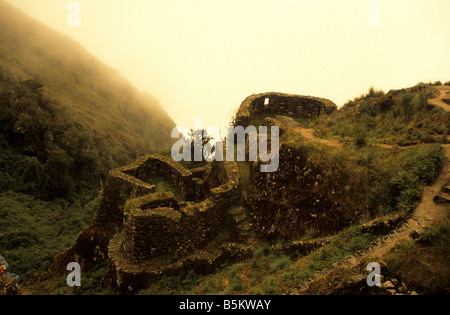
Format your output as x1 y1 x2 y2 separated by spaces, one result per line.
431 81 442 86
366 86 385 98
385 211 450 294
356 147 378 166
270 256 291 272
387 170 421 213
351 126 368 148
261 276 280 295
254 245 271 258
202 278 220 294
227 279 246 292
400 144 444 184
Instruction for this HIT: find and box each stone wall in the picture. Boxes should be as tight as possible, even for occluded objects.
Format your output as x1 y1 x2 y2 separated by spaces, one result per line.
100 158 243 293
123 207 182 261
234 92 337 127
121 160 241 263
105 234 253 294
245 118 369 240
93 169 156 226
53 165 156 272
53 154 221 272
120 154 196 201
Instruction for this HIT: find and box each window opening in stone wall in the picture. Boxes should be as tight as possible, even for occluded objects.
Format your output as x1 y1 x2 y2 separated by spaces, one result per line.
264 97 269 106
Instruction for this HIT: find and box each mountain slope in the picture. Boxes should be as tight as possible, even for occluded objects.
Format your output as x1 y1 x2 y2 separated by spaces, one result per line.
0 0 175 160
0 0 176 280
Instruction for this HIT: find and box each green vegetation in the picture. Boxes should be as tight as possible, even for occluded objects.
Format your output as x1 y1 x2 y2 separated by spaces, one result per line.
20 260 113 295
0 80 98 200
0 191 99 276
311 87 450 146
384 207 450 294
416 80 444 87
236 161 252 194
281 124 444 218
138 270 208 295
366 144 444 215
146 175 183 201
246 113 278 128
0 0 175 294
137 225 377 295
0 65 174 291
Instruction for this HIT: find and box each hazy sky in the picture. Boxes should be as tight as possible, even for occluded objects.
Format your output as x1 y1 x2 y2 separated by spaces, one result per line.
6 0 450 129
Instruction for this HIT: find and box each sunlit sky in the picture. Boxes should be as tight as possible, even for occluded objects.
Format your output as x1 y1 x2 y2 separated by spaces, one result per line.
6 0 450 129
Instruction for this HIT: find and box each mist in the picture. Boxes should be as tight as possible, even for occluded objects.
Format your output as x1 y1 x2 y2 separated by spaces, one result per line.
7 0 450 129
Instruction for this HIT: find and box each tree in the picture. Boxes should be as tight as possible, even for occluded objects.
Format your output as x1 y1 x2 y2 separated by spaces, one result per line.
21 156 45 193
44 148 74 198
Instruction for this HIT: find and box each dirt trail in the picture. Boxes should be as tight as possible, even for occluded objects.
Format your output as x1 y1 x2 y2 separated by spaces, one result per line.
428 85 450 112
294 126 418 150
293 127 343 148
364 143 449 258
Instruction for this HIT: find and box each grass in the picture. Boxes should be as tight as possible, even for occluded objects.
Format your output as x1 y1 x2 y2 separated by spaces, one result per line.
384 207 450 294
279 225 377 288
351 125 368 148
270 256 292 272
311 87 450 146
246 113 278 128
135 224 378 295
0 191 99 278
352 143 444 216
145 175 183 201
236 161 252 193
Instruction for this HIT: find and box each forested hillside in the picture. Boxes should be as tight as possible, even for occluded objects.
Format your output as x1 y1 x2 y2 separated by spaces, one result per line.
0 0 175 279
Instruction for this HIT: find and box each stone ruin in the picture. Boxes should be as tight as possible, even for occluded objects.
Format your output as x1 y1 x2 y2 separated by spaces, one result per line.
54 153 250 293
233 92 337 127
118 154 241 262
53 91 339 294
